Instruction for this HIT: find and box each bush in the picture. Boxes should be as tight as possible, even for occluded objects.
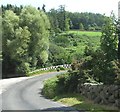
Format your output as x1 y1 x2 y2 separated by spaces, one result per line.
16 62 30 74
42 71 89 98
58 66 65 70
42 77 58 98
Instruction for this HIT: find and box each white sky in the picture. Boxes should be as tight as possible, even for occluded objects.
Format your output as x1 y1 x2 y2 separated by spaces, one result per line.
0 0 120 17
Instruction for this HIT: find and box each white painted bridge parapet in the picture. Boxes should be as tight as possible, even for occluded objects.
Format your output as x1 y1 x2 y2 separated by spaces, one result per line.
40 64 71 71
29 64 71 74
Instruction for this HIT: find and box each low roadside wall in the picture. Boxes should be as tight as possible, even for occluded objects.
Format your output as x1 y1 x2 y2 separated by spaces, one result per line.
30 64 71 73
77 84 120 109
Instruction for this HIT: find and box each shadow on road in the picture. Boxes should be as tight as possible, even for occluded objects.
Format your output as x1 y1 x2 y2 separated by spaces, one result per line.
40 106 79 111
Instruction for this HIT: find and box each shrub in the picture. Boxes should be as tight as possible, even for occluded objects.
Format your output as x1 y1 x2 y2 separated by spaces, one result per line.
57 66 65 70
16 62 30 74
42 77 58 98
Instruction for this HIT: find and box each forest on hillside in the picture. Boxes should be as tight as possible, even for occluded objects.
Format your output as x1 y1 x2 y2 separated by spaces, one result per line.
2 4 107 31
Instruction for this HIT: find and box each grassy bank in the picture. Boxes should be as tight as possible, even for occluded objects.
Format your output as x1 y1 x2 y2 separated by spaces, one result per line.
53 93 118 112
27 69 57 76
27 67 68 76
42 73 118 112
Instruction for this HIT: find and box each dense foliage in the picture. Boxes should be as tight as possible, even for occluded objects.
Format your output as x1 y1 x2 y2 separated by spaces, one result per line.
48 31 101 66
2 6 50 77
42 16 120 99
70 17 120 85
47 6 107 32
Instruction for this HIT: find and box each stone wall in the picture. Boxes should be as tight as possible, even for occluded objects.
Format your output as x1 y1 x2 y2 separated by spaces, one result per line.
77 84 120 109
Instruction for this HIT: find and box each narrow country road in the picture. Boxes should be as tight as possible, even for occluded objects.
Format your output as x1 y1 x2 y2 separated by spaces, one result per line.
1 71 77 111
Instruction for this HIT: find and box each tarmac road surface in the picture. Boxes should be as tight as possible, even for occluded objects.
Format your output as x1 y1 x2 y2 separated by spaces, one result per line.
1 71 78 111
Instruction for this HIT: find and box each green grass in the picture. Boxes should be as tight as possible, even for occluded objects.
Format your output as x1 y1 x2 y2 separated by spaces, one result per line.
27 69 57 76
53 93 118 112
68 30 102 37
27 68 68 76
65 30 101 57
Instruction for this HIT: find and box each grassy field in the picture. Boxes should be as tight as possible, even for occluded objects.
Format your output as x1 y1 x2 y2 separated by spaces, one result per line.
65 30 101 57
68 30 102 37
53 93 118 112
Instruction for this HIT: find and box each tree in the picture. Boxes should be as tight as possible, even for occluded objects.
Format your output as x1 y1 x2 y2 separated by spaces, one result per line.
2 6 50 76
2 10 19 75
49 43 71 65
65 18 70 31
91 16 119 84
20 6 50 68
2 4 23 15
101 17 118 61
57 5 66 31
8 27 31 73
47 8 59 32
79 23 84 30
117 20 120 61
42 4 46 12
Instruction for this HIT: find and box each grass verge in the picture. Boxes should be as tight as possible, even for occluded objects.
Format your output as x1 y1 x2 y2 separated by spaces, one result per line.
27 68 68 76
27 69 58 76
53 93 118 112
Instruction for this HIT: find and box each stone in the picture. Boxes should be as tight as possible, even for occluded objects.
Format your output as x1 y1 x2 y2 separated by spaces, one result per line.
108 95 115 103
94 96 101 104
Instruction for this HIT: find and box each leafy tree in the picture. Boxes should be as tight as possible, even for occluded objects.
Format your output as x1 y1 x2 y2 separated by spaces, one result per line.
65 18 70 31
42 4 46 12
91 16 119 84
79 23 84 30
47 5 70 32
49 43 71 65
20 6 50 68
2 10 19 75
2 4 23 15
47 8 59 33
57 5 66 31
8 27 31 73
117 20 120 61
2 6 50 76
101 17 118 61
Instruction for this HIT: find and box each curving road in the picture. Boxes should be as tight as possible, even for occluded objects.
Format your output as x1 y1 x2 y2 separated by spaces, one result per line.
1 71 77 111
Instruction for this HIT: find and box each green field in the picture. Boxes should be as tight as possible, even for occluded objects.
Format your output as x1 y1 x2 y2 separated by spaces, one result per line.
65 30 101 58
68 30 102 37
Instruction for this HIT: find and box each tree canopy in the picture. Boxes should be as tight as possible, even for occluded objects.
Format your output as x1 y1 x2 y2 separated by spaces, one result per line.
2 6 50 76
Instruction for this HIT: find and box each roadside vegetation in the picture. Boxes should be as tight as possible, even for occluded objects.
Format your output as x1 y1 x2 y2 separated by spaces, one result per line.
53 93 118 111
42 13 120 111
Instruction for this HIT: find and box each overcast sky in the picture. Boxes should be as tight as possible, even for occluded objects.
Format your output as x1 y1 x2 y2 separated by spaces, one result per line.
1 0 120 17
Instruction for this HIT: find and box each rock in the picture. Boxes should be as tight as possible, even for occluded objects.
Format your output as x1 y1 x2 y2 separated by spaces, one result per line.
115 99 120 108
94 96 101 104
108 95 115 103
